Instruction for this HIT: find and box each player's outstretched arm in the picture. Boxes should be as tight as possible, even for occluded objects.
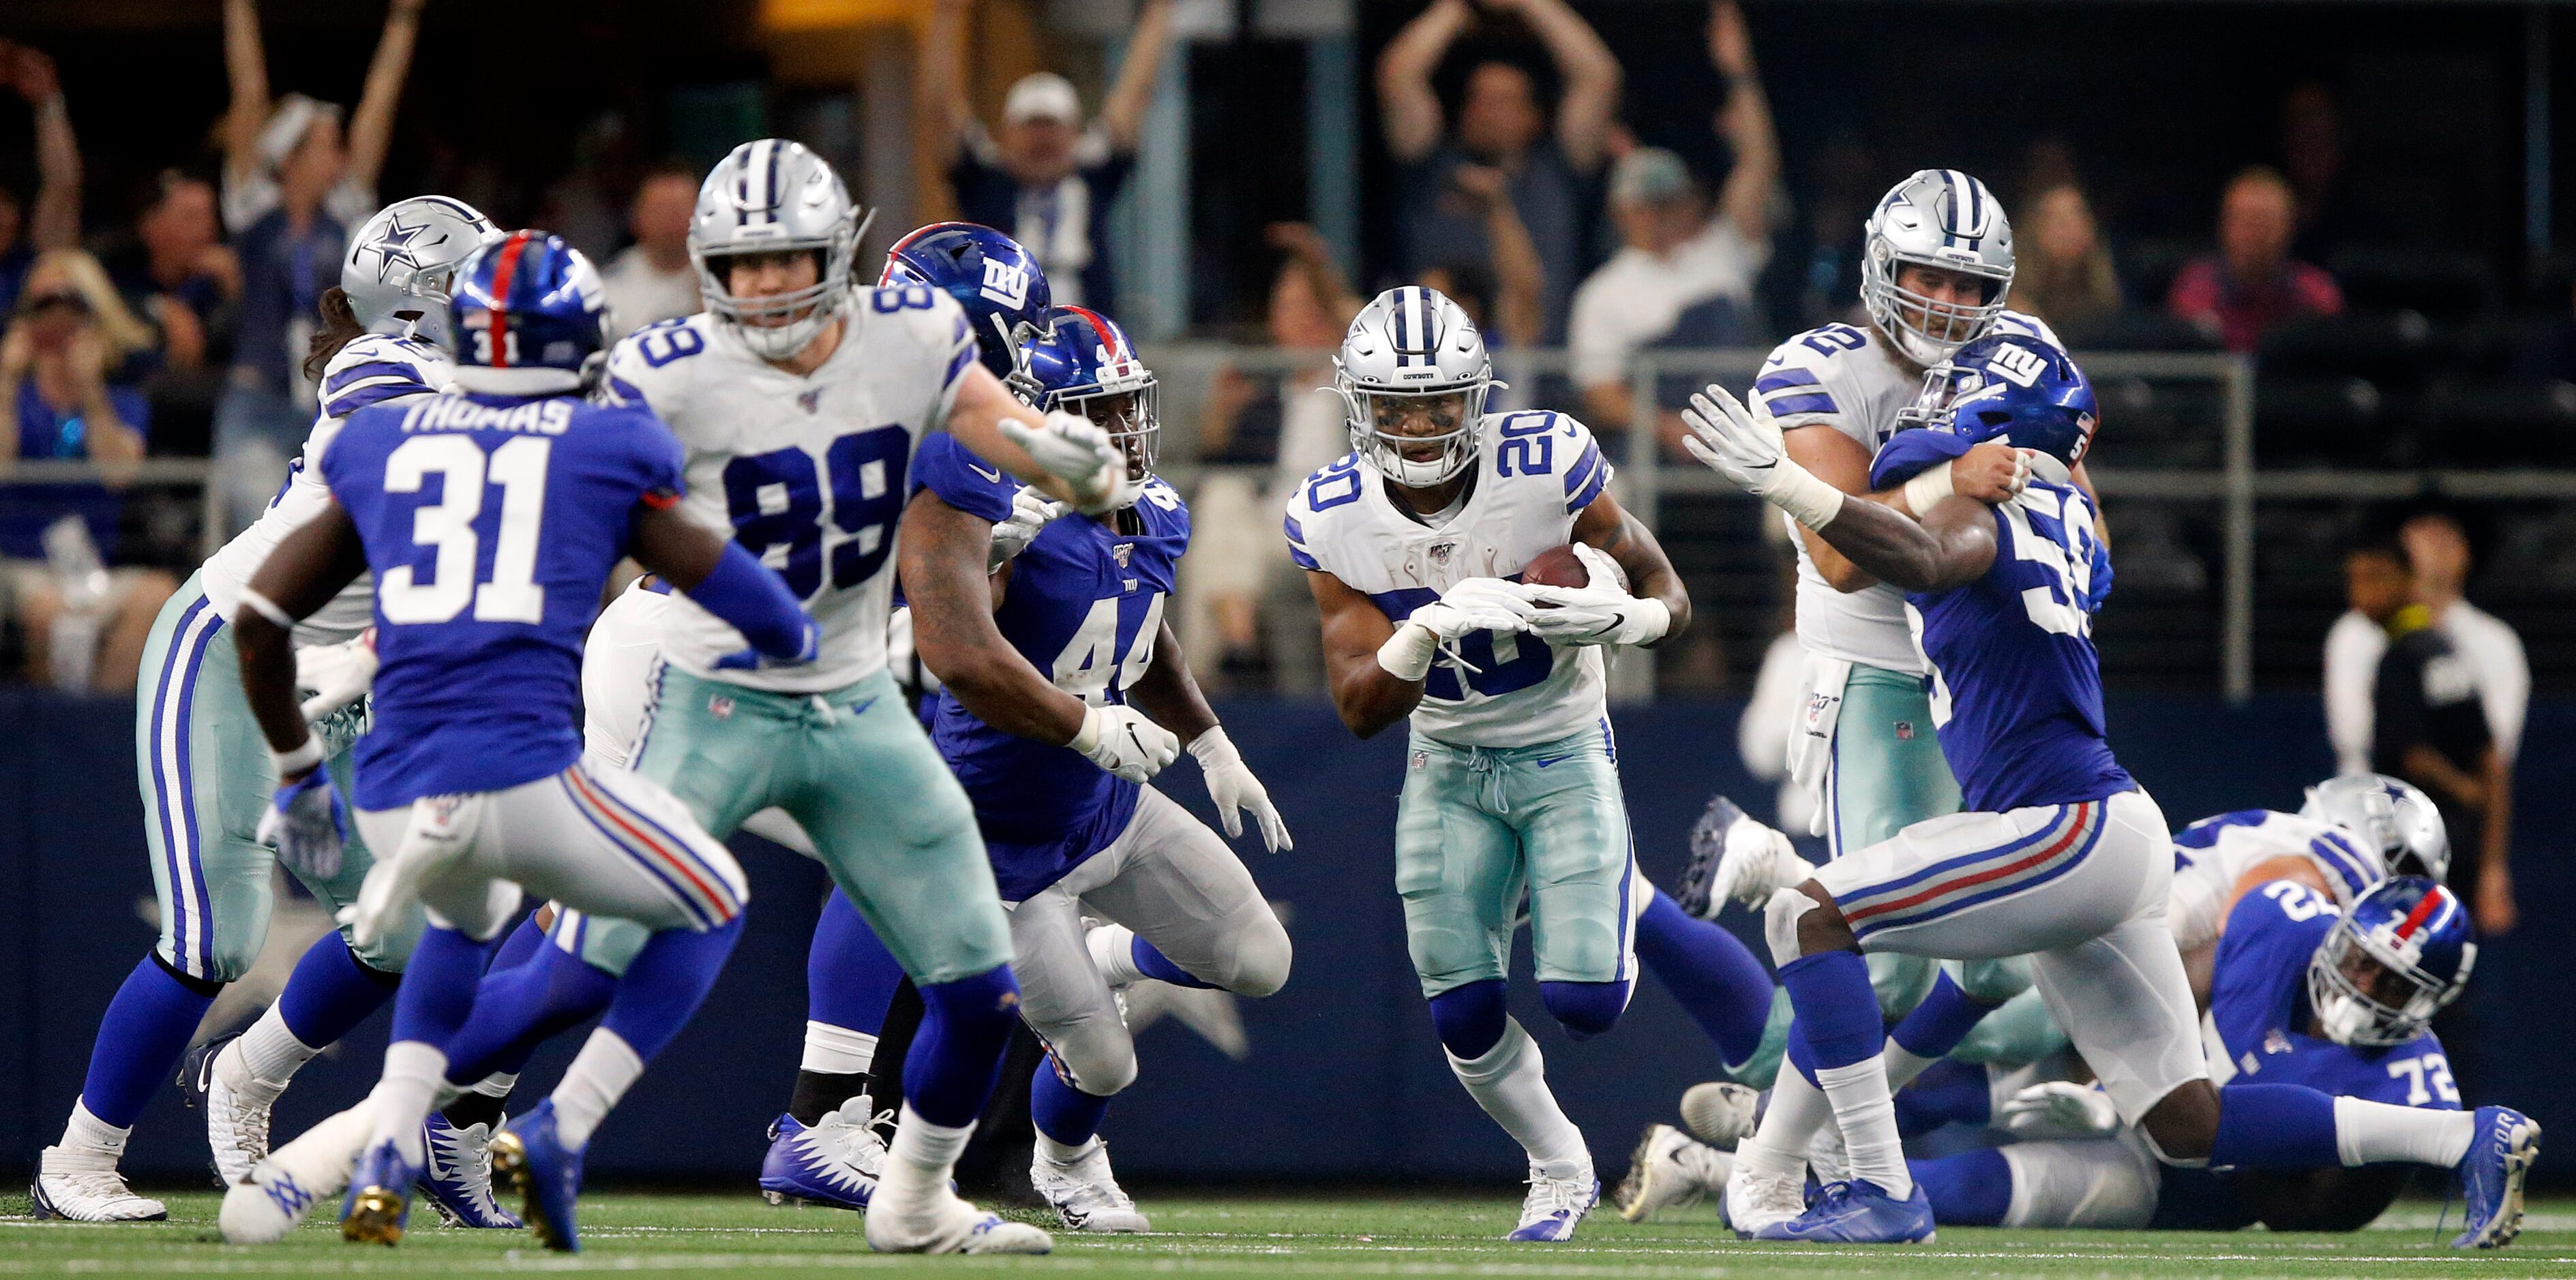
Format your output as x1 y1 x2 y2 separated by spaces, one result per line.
629 502 818 666
1310 569 1420 739
943 362 1135 514
1130 622 1291 851
234 503 370 761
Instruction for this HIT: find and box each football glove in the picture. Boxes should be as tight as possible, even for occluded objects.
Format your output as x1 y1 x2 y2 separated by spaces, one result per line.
258 767 347 881
1073 703 1181 783
1000 410 1137 515
1188 726 1291 853
1523 545 1671 647
990 487 1068 573
1680 383 1847 530
294 628 377 722
1378 581 1535 682
1998 1080 2121 1139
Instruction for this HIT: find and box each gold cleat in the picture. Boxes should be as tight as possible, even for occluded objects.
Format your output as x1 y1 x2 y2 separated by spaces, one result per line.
341 1185 406 1246
487 1128 559 1248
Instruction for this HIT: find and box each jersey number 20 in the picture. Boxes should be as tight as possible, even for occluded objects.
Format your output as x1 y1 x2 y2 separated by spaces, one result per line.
379 435 550 626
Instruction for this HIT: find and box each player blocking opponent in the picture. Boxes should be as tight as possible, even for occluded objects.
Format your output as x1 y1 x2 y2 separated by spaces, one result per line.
1683 332 2537 1246
219 232 818 1249
1290 286 1691 1240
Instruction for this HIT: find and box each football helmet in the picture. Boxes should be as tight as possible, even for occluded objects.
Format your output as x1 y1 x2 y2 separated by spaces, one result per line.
1861 169 2015 367
689 139 865 361
1871 333 2095 488
445 231 610 395
1332 285 1497 488
1021 305 1156 490
342 196 501 351
2303 774 2453 883
880 222 1053 386
2308 876 2476 1048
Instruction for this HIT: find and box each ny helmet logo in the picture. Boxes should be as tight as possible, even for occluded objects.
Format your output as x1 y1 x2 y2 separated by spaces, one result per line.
980 259 1032 309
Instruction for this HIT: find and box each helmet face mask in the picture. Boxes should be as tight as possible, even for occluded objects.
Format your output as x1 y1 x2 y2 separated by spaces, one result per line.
1064 384 1158 483
1861 169 2016 367
1353 386 1481 488
1334 286 1495 490
689 140 862 362
2305 877 2475 1048
1018 305 1155 499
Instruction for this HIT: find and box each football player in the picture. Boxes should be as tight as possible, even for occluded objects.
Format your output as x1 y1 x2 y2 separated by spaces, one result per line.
31 196 518 1224
215 232 818 1250
1287 286 1691 1240
1686 331 2536 1246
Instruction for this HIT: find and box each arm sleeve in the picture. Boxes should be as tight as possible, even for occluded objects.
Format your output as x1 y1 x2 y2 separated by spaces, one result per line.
683 540 813 660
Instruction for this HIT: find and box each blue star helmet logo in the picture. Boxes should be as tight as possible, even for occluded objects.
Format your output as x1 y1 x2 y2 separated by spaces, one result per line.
368 215 445 284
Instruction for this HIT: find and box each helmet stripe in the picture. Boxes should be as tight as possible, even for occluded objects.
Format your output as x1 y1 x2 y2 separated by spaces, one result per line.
2392 887 2442 941
484 232 535 369
1058 305 1121 359
763 140 783 224
1389 287 1413 366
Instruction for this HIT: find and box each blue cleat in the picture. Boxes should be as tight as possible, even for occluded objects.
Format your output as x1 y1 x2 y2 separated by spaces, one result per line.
340 1139 421 1246
1503 1168 1598 1241
1752 1179 1934 1244
490 1100 585 1252
2453 1106 2541 1249
758 1095 886 1211
417 1112 522 1229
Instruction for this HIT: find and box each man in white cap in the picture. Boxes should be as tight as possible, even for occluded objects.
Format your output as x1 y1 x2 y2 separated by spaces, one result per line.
925 0 1178 307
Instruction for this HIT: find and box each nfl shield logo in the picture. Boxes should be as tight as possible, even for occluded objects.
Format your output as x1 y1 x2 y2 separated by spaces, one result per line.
1411 750 1429 772
797 388 823 414
1895 721 1915 741
709 695 736 720
1429 540 1456 566
1112 543 1134 568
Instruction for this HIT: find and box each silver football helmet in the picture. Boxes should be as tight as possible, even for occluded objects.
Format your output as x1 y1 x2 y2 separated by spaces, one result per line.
1330 286 1499 488
2303 774 2453 884
689 139 868 361
1861 169 2016 367
342 196 500 351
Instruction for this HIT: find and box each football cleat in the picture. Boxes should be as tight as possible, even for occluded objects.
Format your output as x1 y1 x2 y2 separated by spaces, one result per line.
759 1093 888 1210
183 1033 286 1188
865 1182 1054 1255
1752 1178 1934 1245
490 1099 585 1252
31 1146 166 1222
417 1112 522 1228
1615 1124 1732 1223
1723 1156 1810 1239
1675 795 1751 919
2453 1106 2541 1249
1504 1165 1597 1241
221 1099 377 1244
340 1138 420 1246
1679 1081 1763 1148
1032 1137 1150 1232
1709 804 1814 915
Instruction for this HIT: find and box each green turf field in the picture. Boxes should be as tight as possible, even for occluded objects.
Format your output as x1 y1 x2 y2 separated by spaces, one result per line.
5 1191 2574 1277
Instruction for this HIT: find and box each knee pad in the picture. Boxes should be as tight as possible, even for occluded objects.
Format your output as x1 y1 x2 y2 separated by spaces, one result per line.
1764 887 1820 969
1046 1029 1139 1097
1223 919 1293 999
202 937 263 987
1426 979 1508 1061
1540 979 1630 1040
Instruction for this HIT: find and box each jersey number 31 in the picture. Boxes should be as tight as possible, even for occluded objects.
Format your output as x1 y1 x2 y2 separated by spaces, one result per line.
380 435 551 626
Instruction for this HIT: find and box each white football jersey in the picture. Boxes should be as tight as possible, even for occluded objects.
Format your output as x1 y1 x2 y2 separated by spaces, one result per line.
1753 311 2065 675
200 332 452 646
1285 410 1613 749
601 286 976 691
2168 809 2386 953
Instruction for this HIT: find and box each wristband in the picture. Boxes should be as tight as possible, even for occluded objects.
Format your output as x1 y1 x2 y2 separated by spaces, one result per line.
271 735 324 778
1901 461 1956 517
236 585 295 628
1375 622 1439 683
1623 597 1675 646
1766 464 1847 532
1186 726 1242 770
1068 703 1103 753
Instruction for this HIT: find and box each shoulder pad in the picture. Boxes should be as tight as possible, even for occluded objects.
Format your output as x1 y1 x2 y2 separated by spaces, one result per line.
1284 453 1367 572
599 316 717 414
318 333 446 420
1754 325 1869 423
909 431 1017 525
1485 410 1608 515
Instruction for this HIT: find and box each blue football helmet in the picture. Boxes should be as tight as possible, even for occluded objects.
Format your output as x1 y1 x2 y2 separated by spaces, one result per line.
880 222 1051 382
2308 876 2476 1048
1022 305 1157 487
445 230 610 395
1893 332 2098 472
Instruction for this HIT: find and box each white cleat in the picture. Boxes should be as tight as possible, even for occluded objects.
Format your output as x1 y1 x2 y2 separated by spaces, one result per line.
1032 1137 1150 1232
201 1039 286 1187
1506 1164 1598 1241
865 1185 1054 1255
1615 1125 1733 1222
1723 1155 1810 1240
220 1099 376 1245
31 1147 166 1222
1710 812 1814 911
1679 1081 1763 1149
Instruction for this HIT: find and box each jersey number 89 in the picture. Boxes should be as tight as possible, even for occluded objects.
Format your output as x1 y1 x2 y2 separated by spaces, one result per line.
722 426 911 599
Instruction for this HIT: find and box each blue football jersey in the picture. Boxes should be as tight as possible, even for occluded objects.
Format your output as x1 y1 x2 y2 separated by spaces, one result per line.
1905 481 2133 812
2207 881 2459 1109
912 432 1189 900
323 391 686 810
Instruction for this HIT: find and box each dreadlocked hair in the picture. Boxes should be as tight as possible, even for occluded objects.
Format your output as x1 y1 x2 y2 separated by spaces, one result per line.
303 286 369 386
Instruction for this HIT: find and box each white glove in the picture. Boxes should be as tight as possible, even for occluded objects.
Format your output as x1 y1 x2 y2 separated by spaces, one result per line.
989 487 1068 573
295 628 377 722
1377 581 1535 682
1000 410 1137 515
1188 727 1292 853
257 767 346 881
1523 545 1671 647
1071 703 1181 783
1998 1080 2121 1139
1679 384 1847 530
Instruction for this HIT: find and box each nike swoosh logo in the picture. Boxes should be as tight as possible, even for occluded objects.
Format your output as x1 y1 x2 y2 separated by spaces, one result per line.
968 462 1003 483
1534 753 1577 767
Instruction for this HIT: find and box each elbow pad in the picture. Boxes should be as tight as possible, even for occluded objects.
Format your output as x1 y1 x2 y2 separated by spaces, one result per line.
686 541 818 662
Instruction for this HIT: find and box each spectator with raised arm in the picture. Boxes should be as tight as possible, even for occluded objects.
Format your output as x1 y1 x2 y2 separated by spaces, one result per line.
0 43 83 325
1419 163 1545 356
2167 165 2341 353
924 0 1178 307
211 0 422 534
1379 0 1621 342
0 251 177 694
1570 1 1776 453
601 161 702 340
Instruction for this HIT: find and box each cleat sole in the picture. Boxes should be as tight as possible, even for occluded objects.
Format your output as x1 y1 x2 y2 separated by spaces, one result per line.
341 1188 405 1246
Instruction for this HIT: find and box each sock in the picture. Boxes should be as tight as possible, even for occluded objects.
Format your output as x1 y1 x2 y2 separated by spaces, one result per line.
803 1021 880 1076
1883 971 1994 1090
551 1028 645 1150
387 926 492 1050
1031 1058 1114 1148
275 931 400 1056
1539 979 1631 1040
902 966 1022 1128
1814 1058 1911 1197
809 891 905 1035
1445 1016 1589 1180
488 911 549 974
1634 889 1777 1069
1777 951 1883 1069
2332 1095 2476 1168
76 954 218 1130
790 1069 871 1127
1892 1058 1992 1137
878 1101 974 1203
440 939 617 1084
1426 979 1508 1060
1784 1021 1821 1086
57 1099 131 1158
1126 934 1215 990
1911 1149 2011 1225
365 1039 449 1167
1090 924 1148 986
231 1003 323 1086
596 918 743 1063
440 1073 515 1130
1740 1056 1833 1183
2208 1082 2343 1168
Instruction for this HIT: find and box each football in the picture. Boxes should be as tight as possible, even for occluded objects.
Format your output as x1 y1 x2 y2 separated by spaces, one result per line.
1518 544 1627 592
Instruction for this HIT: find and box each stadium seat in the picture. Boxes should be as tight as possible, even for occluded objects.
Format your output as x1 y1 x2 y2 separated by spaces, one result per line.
2326 247 2499 320
2056 310 2221 354
2254 376 2388 466
2419 378 2576 466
